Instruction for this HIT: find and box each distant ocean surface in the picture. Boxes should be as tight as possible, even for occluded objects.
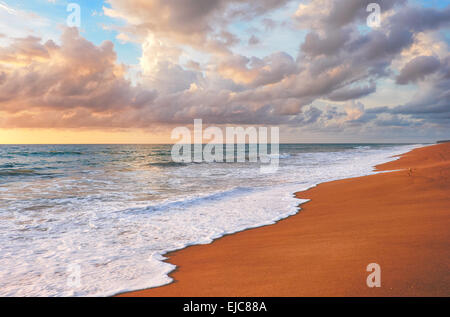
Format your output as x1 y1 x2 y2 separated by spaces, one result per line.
0 143 423 296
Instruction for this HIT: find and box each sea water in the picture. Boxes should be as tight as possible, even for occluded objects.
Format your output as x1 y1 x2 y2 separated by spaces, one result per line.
0 143 423 296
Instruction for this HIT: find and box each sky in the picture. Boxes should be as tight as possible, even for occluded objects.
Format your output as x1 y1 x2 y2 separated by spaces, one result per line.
0 0 449 144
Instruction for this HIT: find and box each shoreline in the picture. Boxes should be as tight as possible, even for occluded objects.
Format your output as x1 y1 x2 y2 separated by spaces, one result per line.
119 143 449 297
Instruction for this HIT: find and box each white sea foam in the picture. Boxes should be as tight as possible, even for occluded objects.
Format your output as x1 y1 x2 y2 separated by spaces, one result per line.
0 144 424 296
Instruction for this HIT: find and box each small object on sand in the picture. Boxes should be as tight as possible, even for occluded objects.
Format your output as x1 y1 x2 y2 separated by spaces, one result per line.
408 168 413 176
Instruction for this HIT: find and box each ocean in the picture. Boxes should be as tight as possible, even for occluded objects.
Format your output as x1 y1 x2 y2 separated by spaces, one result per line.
0 143 423 296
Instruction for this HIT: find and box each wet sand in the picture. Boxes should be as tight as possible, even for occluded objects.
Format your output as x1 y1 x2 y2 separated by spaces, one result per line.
120 143 450 297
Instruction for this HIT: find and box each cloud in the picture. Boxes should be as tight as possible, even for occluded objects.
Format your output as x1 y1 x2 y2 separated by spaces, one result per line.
396 55 441 84
294 0 405 30
248 35 260 46
0 0 449 141
301 28 351 57
143 60 204 94
0 28 157 127
103 0 292 52
389 5 450 33
216 52 299 87
328 83 376 101
0 2 51 40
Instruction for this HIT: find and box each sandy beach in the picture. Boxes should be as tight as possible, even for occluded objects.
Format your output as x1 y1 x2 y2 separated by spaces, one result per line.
119 143 450 297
